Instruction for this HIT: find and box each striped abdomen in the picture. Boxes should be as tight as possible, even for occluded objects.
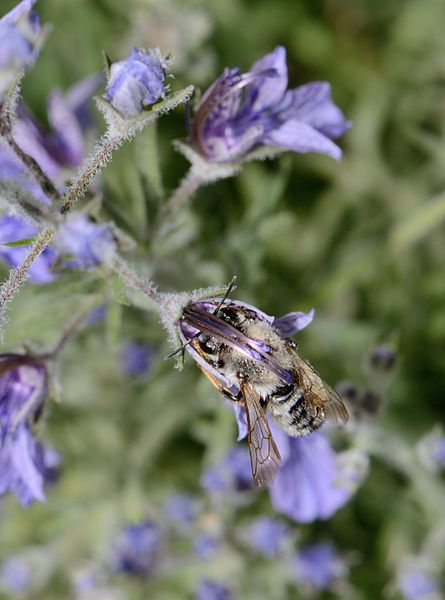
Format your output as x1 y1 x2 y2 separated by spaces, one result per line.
268 382 325 436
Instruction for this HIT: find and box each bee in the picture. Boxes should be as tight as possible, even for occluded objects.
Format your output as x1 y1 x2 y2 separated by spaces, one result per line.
172 283 348 487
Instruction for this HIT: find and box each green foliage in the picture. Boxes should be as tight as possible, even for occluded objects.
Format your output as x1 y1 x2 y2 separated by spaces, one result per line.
1 0 445 599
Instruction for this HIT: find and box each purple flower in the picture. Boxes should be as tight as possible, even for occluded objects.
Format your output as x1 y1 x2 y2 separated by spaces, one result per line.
112 521 163 577
13 74 101 180
54 213 115 270
245 516 290 558
268 425 362 522
106 48 168 118
196 579 233 600
201 446 252 493
398 566 440 600
190 46 350 163
293 542 347 590
0 215 56 283
194 535 219 560
0 556 32 595
0 0 41 95
164 493 198 528
120 342 153 378
0 354 53 505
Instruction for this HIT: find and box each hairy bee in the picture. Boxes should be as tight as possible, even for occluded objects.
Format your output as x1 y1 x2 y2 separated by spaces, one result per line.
175 289 348 487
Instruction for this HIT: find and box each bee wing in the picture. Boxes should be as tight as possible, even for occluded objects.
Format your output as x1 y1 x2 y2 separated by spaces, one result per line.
294 355 349 425
241 380 281 487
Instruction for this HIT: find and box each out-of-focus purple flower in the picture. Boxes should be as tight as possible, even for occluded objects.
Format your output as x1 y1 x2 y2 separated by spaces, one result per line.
120 342 153 378
196 579 233 600
398 566 440 600
245 516 290 558
417 428 445 473
13 74 101 182
54 213 115 270
268 425 363 522
106 48 168 118
164 493 198 528
194 535 219 560
0 215 56 283
293 542 347 590
0 354 53 505
112 521 163 577
201 446 252 493
0 0 41 95
190 46 350 163
0 556 32 595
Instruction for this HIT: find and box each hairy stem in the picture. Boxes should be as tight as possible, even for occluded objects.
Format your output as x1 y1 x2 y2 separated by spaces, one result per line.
0 119 60 203
61 133 121 214
162 165 204 218
0 228 54 326
113 256 161 305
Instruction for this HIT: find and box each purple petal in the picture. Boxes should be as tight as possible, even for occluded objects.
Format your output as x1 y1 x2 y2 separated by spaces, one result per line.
232 403 248 441
273 308 315 337
0 0 37 25
268 426 354 522
293 542 347 589
248 46 288 112
46 90 85 165
55 213 114 270
398 568 440 600
265 120 343 160
196 580 233 600
65 73 103 128
112 521 164 577
246 516 290 557
0 425 45 505
279 82 351 139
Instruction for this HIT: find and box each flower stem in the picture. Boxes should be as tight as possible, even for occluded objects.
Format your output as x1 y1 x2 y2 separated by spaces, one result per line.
60 132 122 214
161 165 204 219
0 118 61 203
113 256 161 305
39 297 102 359
0 228 54 329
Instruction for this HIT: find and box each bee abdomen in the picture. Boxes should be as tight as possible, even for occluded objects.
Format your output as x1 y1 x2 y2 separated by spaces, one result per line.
270 388 325 436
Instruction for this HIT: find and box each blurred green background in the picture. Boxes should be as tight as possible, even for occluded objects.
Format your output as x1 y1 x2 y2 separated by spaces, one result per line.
1 0 445 598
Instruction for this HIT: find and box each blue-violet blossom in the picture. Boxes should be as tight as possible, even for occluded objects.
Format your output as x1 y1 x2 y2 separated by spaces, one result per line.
0 354 54 505
293 542 347 590
268 425 362 523
245 516 290 558
201 445 252 493
190 45 350 163
0 0 41 95
106 47 168 118
196 579 233 600
398 565 441 600
120 342 153 378
112 521 164 577
54 213 115 270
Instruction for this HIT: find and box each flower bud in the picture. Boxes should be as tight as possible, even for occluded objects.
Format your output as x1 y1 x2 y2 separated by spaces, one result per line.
105 47 168 118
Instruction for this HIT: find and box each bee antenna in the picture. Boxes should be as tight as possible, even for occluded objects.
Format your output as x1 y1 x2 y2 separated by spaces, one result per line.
164 275 237 361
213 275 237 315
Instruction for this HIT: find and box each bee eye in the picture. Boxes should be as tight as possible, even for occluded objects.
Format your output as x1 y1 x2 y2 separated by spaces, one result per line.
198 336 218 355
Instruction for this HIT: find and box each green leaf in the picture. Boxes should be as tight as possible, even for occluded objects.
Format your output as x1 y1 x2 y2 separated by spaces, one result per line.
0 236 38 247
